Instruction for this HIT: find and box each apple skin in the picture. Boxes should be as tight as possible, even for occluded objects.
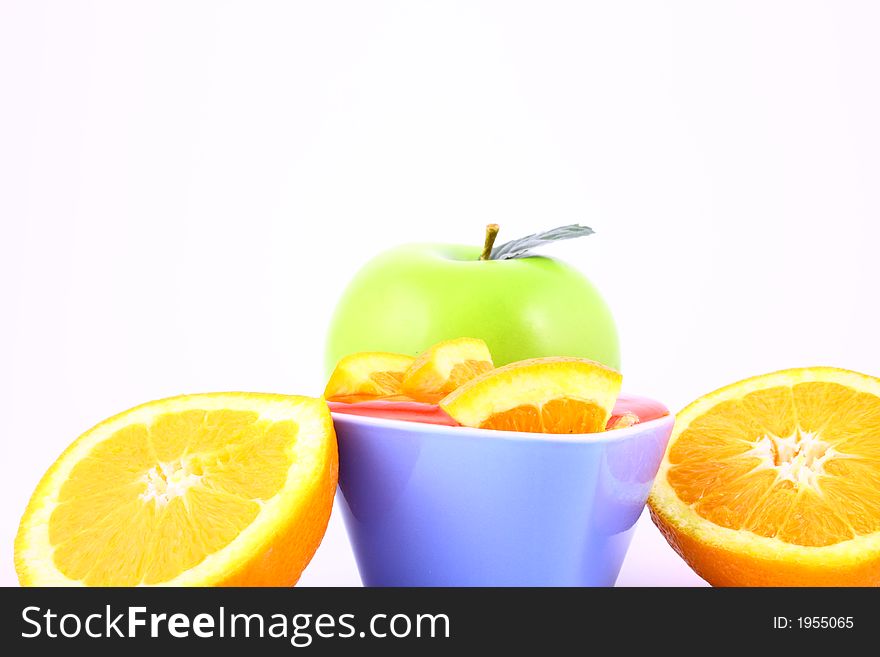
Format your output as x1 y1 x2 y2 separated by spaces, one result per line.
324 243 620 376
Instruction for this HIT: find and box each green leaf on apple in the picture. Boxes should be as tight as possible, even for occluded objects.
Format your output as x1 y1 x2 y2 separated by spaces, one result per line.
490 224 595 260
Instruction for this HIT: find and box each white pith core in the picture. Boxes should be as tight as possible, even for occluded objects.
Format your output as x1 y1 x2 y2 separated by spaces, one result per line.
139 459 203 505
748 428 840 490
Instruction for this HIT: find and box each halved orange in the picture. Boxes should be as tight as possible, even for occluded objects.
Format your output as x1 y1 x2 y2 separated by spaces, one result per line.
649 367 880 586
400 337 494 403
324 352 415 401
440 356 622 433
14 393 337 586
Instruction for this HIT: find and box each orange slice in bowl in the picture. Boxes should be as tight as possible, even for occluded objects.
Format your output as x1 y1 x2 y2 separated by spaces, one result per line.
400 337 494 403
324 352 415 401
440 356 622 434
649 367 880 586
15 393 337 586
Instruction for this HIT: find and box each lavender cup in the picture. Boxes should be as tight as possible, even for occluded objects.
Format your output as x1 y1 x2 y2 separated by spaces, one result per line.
333 410 674 586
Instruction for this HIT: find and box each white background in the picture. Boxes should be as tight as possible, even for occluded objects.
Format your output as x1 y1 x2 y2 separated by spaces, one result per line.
2 1 878 587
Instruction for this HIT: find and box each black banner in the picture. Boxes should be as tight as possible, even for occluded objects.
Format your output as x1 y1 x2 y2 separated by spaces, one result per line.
1 587 872 653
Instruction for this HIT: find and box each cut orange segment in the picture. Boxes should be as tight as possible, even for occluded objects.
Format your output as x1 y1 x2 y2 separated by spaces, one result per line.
324 352 415 400
440 356 622 434
14 393 337 586
649 367 880 587
401 337 494 403
608 411 640 430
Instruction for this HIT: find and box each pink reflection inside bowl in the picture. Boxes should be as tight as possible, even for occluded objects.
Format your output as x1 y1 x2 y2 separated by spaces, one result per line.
328 392 668 430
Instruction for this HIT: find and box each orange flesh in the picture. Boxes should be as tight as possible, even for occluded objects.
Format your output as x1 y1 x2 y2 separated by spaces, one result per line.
403 360 494 404
48 410 297 585
666 382 880 547
326 393 416 404
480 398 607 434
446 360 494 391
369 370 406 395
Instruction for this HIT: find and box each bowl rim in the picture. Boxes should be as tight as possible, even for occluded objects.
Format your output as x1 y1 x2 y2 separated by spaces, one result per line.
330 407 675 445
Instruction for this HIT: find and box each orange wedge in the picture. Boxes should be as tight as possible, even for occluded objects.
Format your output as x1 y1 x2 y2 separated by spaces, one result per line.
14 393 337 586
440 356 622 433
400 337 494 403
324 352 415 401
649 367 880 586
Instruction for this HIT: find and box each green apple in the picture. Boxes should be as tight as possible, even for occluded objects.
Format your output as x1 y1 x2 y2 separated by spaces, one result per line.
324 227 620 376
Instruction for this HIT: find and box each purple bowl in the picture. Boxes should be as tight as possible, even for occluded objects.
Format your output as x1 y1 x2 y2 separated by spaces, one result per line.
333 410 674 586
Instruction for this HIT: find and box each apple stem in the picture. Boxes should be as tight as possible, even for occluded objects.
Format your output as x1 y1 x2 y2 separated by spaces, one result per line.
480 224 500 260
